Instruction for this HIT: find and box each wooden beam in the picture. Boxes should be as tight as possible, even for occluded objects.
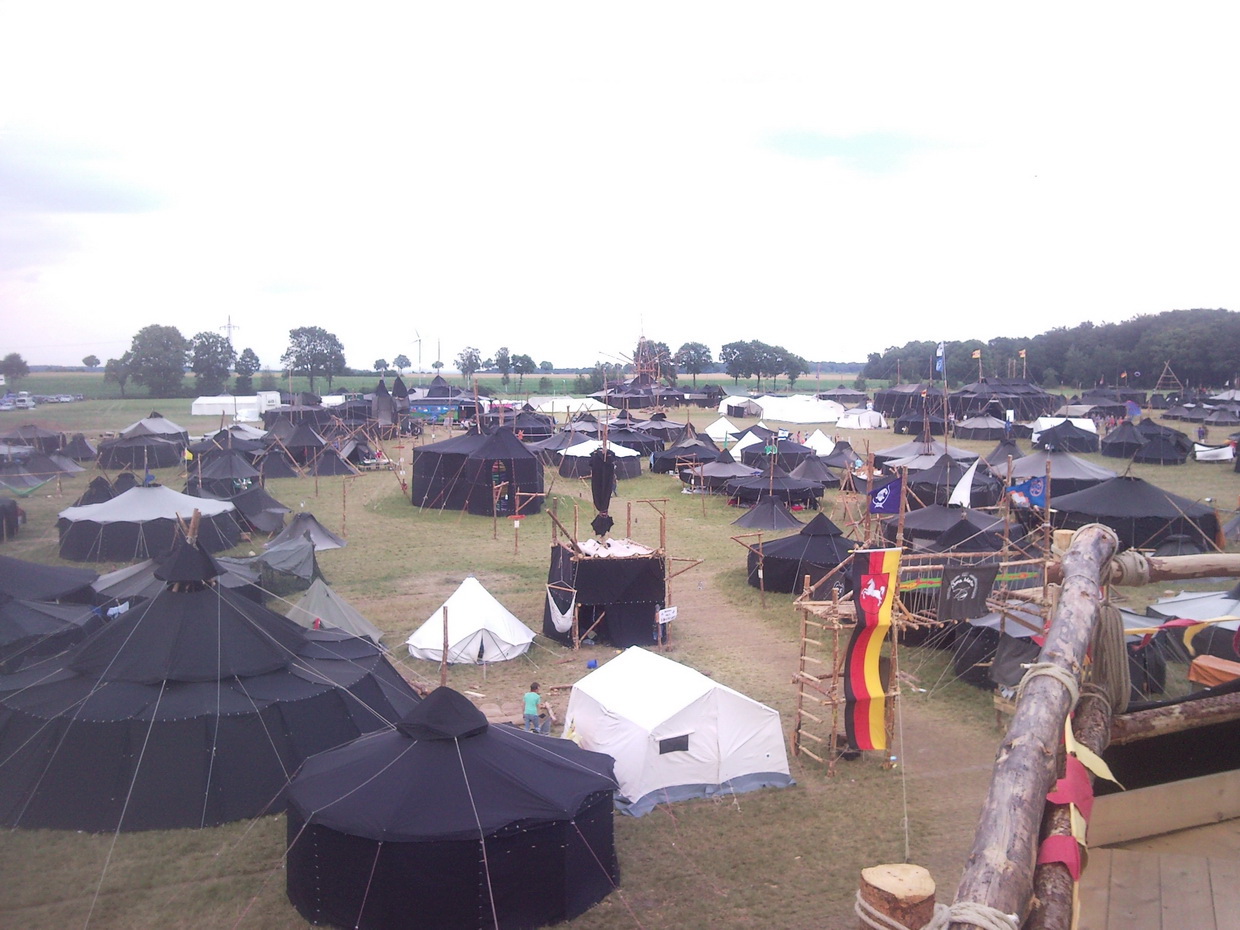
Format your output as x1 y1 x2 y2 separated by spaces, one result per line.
948 524 1118 928
1110 689 1240 746
1089 769 1240 847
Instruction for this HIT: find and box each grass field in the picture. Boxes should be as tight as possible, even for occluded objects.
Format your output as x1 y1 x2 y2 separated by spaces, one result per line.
5 368 863 404
0 398 1236 928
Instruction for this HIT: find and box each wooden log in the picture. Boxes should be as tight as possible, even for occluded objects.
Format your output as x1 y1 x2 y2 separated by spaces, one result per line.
1024 692 1111 930
1046 551 1240 586
858 864 937 930
949 524 1117 929
1109 688 1240 746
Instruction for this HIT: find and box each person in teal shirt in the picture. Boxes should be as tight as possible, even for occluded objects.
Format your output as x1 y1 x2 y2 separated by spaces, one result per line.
523 683 551 734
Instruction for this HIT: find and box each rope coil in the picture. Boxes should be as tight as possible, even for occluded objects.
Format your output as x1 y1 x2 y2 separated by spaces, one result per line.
1015 661 1081 707
855 890 1019 930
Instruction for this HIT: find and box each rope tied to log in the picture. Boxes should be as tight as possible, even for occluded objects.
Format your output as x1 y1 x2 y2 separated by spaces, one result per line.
854 891 1019 930
1088 603 1130 714
1015 661 1080 707
1108 548 1151 587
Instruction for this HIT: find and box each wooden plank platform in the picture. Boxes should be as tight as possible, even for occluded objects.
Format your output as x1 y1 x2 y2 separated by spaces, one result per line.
1079 848 1240 930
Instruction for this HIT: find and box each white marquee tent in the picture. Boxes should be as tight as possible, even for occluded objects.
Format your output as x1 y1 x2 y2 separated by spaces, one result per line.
406 576 535 663
564 647 793 816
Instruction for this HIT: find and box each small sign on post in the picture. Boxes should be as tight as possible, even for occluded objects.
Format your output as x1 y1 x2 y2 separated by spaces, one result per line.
657 606 678 624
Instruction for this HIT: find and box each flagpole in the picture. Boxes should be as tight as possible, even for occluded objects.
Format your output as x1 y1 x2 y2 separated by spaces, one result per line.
895 466 909 548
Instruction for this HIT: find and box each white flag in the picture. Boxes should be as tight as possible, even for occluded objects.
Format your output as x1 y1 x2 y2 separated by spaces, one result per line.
948 458 978 508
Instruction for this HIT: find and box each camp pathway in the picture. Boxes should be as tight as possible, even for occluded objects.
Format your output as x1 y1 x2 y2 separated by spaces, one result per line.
671 562 999 906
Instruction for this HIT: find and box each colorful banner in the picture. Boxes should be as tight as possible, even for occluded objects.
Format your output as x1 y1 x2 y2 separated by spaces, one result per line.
844 548 902 751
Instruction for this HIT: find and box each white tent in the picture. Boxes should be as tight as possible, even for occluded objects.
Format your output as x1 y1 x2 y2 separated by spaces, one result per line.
836 409 888 430
564 647 793 816
802 428 836 455
406 576 535 663
753 395 844 424
703 416 739 444
287 578 384 643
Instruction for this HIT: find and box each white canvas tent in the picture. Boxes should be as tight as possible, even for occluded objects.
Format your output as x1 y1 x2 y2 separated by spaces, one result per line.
564 646 793 816
703 416 739 445
406 576 535 663
836 409 888 430
803 429 836 455
753 395 844 424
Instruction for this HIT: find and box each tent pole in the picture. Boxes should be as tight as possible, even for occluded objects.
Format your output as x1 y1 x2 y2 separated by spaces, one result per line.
440 605 449 687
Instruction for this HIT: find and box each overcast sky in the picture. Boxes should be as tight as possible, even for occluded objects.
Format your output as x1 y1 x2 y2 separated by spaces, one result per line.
3 4 1238 374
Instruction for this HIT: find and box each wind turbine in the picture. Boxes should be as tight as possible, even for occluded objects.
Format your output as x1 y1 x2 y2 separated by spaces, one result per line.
413 331 423 372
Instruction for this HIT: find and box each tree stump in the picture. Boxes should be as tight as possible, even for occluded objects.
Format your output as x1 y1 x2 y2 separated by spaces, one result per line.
859 864 936 929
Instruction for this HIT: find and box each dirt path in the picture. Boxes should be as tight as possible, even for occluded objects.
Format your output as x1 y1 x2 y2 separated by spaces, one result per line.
671 560 1000 902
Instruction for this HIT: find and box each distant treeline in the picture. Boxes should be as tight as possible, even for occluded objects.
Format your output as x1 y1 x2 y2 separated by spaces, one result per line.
862 308 1240 390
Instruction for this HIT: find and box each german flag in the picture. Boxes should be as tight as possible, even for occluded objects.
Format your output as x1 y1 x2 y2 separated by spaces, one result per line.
843 548 902 751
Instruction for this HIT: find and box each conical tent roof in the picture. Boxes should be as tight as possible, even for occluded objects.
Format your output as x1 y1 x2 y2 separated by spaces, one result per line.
731 496 804 530
747 513 855 594
0 555 419 831
120 413 189 441
287 578 383 643
57 486 241 562
406 576 535 663
1034 420 1100 453
1100 420 1149 459
983 438 1024 470
789 456 840 486
266 512 346 551
0 554 97 602
906 454 1002 508
196 451 260 481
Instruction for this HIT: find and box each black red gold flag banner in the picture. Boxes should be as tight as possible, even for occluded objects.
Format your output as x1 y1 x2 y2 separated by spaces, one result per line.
844 548 902 751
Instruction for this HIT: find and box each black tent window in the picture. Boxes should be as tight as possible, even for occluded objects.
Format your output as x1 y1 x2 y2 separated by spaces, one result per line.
659 734 690 754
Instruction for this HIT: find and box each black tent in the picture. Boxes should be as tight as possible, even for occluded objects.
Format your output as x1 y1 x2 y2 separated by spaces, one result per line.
0 541 419 832
285 687 618 930
1009 450 1115 497
0 498 18 542
651 438 720 474
0 599 105 673
731 496 804 530
0 553 97 602
949 379 1060 421
558 442 643 480
1131 435 1188 465
885 504 1007 551
0 424 64 453
96 434 185 470
951 415 1009 441
982 438 1025 473
1050 475 1220 551
788 456 841 488
57 486 242 562
746 513 855 594
739 438 816 472
1034 421 1100 454
542 541 666 648
681 448 760 491
61 433 98 462
724 467 822 508
905 455 1002 509
1100 421 1148 459
412 427 545 516
893 412 947 435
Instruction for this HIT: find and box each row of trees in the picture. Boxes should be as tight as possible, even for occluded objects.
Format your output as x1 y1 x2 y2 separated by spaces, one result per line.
100 326 324 398
719 340 809 391
454 347 553 389
861 308 1240 390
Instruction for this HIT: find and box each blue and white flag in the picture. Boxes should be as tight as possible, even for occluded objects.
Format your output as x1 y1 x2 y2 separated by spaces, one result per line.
869 477 902 514
935 341 945 373
1009 476 1047 509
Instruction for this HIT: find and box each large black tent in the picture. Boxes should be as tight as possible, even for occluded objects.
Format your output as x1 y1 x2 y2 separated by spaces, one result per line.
57 486 242 562
739 438 815 472
1131 434 1188 465
1034 421 1100 454
542 540 666 648
949 379 1060 421
680 448 759 491
1009 450 1115 497
724 464 823 507
285 687 618 930
951 415 1009 441
0 553 97 603
96 434 185 470
885 504 1008 551
412 427 545 516
1099 421 1148 459
0 542 420 832
1050 475 1220 551
904 455 1002 509
746 513 855 595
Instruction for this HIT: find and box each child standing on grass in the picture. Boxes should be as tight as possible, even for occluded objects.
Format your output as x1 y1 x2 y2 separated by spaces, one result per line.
523 682 552 734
